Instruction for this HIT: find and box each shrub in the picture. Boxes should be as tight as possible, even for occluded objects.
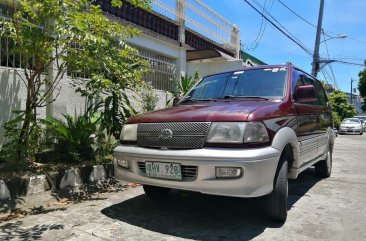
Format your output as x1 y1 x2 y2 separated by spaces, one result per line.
42 113 100 163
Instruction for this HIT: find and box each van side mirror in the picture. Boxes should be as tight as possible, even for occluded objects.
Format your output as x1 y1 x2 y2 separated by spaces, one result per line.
294 85 317 103
172 96 181 106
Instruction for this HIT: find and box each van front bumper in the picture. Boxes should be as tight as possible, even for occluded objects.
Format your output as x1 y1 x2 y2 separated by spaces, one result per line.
114 145 281 198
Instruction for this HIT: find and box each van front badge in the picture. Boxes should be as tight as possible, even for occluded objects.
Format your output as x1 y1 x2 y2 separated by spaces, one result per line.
160 129 173 140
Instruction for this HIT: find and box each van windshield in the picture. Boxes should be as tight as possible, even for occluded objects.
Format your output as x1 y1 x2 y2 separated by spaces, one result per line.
182 67 287 102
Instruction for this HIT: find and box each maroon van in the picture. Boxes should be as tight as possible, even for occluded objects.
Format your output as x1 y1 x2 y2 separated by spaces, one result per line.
114 64 334 221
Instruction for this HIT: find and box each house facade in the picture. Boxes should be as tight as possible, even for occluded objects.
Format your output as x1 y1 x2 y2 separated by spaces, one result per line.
0 0 244 143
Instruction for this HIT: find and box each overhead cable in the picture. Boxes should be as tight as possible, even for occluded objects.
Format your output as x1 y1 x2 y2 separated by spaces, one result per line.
242 0 312 55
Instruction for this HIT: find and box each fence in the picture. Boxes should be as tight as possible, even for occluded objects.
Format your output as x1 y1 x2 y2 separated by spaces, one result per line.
151 0 238 52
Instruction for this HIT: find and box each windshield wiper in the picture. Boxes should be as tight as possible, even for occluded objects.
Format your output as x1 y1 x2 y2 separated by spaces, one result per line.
222 95 269 100
179 98 216 104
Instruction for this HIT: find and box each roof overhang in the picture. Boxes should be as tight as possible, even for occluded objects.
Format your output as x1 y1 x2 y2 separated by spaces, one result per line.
187 49 236 62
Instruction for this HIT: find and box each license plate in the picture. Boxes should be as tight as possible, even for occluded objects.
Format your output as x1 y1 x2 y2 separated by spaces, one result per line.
145 162 182 180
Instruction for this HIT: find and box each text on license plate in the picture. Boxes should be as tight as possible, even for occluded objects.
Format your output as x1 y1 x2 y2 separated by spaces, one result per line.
145 162 182 180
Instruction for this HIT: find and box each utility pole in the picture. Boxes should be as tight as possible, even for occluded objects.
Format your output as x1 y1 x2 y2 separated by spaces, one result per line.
311 0 325 77
351 78 355 104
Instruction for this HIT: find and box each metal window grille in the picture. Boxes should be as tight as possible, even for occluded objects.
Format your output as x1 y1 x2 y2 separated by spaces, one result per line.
0 5 40 70
66 42 90 80
137 47 177 92
0 36 23 69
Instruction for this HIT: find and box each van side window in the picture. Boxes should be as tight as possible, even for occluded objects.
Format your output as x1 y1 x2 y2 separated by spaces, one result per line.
292 70 317 105
314 80 328 106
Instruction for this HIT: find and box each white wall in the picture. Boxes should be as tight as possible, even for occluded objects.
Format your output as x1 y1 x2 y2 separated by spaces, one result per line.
187 60 243 77
53 77 87 119
0 68 47 144
0 67 86 145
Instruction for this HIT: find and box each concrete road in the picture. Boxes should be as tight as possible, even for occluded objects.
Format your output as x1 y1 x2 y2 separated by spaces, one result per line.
1 134 366 241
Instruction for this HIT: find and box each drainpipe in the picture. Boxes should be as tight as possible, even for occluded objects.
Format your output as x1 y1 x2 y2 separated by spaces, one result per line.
176 0 186 45
175 0 186 78
231 25 240 59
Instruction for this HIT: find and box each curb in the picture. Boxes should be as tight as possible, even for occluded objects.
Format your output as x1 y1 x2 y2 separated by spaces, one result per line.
0 163 115 200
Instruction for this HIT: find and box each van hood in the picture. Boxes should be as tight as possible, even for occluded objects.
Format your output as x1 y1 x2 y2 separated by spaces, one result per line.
127 100 282 123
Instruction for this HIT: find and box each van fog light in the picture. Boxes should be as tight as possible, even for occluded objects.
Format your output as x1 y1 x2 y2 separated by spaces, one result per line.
216 167 242 178
115 158 130 169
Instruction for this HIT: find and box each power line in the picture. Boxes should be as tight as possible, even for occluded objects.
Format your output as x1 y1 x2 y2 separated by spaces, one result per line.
277 0 316 28
248 0 275 51
251 0 311 54
321 67 338 89
277 0 366 46
323 32 338 88
331 60 365 67
242 0 313 55
243 0 365 70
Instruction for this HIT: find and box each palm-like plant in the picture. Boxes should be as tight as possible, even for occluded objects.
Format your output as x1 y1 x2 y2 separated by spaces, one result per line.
174 71 200 97
42 112 100 163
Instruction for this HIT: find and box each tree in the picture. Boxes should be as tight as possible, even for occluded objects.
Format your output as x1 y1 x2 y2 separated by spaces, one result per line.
358 60 366 111
320 80 335 93
328 90 357 128
0 0 150 168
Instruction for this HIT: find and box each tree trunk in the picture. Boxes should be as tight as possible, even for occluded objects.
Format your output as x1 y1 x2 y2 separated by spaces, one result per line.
15 75 36 169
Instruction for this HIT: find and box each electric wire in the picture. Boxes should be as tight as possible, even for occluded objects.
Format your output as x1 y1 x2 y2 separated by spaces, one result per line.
277 0 366 46
248 0 275 51
321 67 339 89
322 32 339 88
251 0 311 54
277 0 316 28
242 0 313 55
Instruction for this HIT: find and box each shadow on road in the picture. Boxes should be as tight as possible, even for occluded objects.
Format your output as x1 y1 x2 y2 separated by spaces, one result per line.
0 220 64 241
101 168 322 241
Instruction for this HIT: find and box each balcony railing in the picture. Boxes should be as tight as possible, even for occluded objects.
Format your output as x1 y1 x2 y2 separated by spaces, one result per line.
151 0 238 53
96 0 179 41
97 0 238 56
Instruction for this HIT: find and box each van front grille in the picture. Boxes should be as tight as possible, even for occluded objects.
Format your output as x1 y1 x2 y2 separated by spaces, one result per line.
137 122 210 149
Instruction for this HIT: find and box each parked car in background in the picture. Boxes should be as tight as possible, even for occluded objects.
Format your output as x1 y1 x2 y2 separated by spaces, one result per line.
114 64 334 222
360 120 366 132
339 118 363 135
354 116 366 132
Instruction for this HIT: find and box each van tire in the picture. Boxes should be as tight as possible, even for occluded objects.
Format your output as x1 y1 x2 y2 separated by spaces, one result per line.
315 149 332 178
266 160 288 222
143 185 171 199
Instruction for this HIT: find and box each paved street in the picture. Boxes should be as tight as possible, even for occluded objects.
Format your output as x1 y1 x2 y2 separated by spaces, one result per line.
1 134 366 241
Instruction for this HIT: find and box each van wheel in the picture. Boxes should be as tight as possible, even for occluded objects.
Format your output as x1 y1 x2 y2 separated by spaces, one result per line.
266 160 288 222
315 149 332 178
143 185 171 199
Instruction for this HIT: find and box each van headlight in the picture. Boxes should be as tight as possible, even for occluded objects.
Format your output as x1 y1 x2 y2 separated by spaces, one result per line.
120 124 138 141
206 122 269 143
243 122 270 143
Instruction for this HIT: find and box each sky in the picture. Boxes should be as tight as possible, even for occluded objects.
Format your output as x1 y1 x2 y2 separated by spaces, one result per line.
201 0 366 94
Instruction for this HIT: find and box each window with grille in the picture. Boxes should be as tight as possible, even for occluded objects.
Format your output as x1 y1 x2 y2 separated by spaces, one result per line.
137 47 177 92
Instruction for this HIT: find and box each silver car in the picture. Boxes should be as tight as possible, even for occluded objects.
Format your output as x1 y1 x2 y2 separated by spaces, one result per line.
339 118 363 135
354 116 366 132
360 120 366 132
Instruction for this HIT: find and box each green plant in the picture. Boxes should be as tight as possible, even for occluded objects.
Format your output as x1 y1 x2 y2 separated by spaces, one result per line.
332 111 341 129
141 83 159 112
0 111 42 170
173 71 200 97
94 131 118 163
42 112 100 163
358 60 366 111
328 90 357 121
0 0 150 168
